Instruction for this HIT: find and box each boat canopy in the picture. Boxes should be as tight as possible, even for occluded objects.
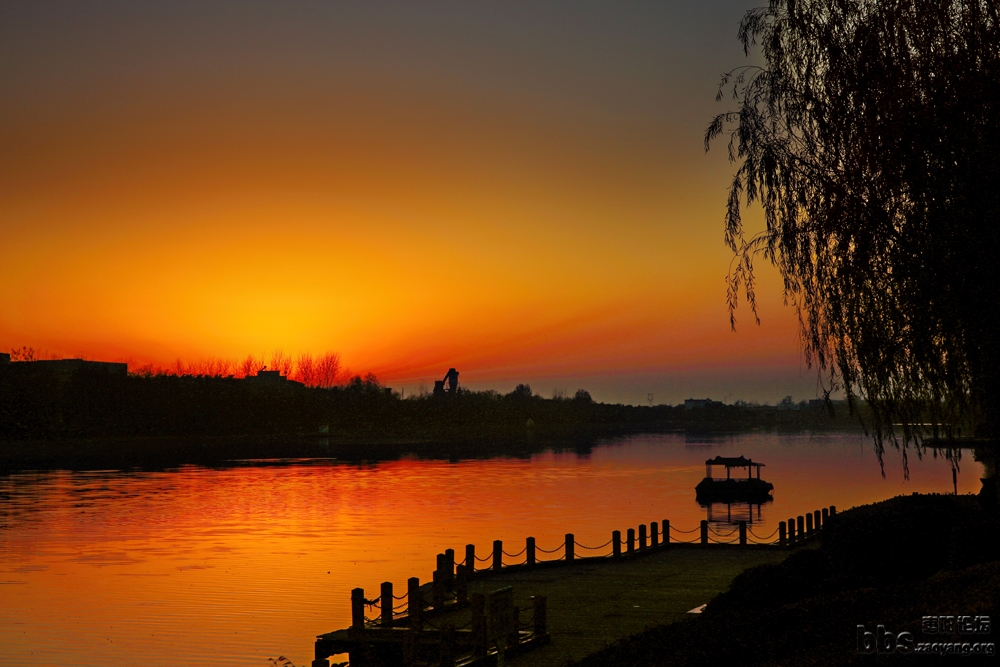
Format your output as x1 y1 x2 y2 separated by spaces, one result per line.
705 455 765 480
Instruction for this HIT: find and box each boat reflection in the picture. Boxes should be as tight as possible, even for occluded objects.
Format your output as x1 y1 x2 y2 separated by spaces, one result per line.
700 499 770 525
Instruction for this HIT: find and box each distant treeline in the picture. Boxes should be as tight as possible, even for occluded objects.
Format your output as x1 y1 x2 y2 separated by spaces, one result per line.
10 346 346 388
0 361 862 448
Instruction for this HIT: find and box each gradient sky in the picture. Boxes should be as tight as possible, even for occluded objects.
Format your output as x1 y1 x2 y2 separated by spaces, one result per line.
0 1 821 404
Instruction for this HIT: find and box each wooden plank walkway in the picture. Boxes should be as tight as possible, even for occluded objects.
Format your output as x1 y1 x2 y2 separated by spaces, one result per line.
417 545 801 666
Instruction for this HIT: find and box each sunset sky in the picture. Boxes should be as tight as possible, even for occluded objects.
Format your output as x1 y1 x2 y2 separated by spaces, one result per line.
0 1 822 404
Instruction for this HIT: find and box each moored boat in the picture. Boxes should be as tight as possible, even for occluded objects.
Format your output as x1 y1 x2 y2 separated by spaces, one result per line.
695 455 774 503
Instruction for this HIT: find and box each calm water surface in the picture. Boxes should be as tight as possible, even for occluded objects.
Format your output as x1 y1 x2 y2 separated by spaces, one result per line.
0 432 983 666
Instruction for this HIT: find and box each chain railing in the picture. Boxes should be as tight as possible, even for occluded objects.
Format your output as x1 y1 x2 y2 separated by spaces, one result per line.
575 538 613 551
344 504 840 637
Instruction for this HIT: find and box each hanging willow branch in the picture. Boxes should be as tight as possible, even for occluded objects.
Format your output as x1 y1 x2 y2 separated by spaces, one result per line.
707 0 1000 469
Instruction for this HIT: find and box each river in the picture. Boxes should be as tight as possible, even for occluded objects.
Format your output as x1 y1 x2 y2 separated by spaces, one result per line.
0 432 983 666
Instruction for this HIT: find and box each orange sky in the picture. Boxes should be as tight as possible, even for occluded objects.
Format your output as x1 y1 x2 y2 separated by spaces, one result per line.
0 2 820 404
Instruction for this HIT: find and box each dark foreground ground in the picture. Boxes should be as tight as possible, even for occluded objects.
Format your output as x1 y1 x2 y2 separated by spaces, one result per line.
357 545 797 667
568 493 999 667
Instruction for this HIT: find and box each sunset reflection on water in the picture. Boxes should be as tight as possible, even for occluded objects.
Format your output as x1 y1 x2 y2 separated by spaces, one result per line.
0 433 982 666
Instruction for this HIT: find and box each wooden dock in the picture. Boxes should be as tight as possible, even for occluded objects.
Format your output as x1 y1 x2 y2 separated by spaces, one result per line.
312 507 835 666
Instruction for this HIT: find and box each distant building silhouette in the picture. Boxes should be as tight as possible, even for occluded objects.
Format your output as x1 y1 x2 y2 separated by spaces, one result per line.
433 368 459 397
24 358 127 375
684 398 723 410
244 369 304 388
0 352 9 365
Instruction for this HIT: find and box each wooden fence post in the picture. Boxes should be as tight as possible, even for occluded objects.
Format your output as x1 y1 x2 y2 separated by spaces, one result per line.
700 520 709 545
805 512 814 538
797 515 805 542
444 549 455 590
526 537 536 566
456 565 468 604
470 593 487 658
408 577 422 630
351 587 365 629
663 520 670 546
432 570 445 608
814 509 822 531
738 521 747 546
651 521 659 548
533 595 547 636
779 521 787 548
830 505 836 515
507 605 520 650
639 524 647 550
821 507 829 525
403 630 416 667
381 581 393 626
493 540 503 572
439 624 456 667
471 593 487 658
565 533 575 562
465 544 476 572
627 528 635 554
788 517 796 545
612 530 621 559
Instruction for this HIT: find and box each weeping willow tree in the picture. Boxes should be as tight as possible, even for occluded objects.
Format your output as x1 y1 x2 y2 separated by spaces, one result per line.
706 0 1000 489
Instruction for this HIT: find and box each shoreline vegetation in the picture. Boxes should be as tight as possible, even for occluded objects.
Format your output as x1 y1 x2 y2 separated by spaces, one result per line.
0 360 863 472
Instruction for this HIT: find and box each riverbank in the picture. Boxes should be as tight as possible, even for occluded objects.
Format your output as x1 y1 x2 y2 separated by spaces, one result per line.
0 426 659 473
0 363 864 473
0 415 867 473
327 545 803 667
569 493 999 666
0 420 868 474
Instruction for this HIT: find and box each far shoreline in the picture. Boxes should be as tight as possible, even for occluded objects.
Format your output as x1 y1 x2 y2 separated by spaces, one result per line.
0 422 868 474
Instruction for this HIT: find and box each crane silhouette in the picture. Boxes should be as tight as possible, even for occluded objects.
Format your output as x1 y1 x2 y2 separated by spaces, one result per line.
433 368 459 397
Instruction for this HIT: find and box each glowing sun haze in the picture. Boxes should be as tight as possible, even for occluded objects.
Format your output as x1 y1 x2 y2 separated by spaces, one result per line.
0 1 818 404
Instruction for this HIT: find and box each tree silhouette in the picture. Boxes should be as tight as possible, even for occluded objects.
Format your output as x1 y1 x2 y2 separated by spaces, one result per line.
9 346 39 361
706 0 1000 476
294 353 315 387
238 354 265 378
508 384 533 399
269 350 293 378
315 352 342 389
